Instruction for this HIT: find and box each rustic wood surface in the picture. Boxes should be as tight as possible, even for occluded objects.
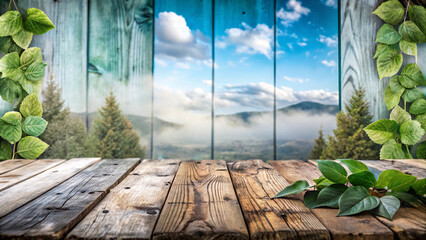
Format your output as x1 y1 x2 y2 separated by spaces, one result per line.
270 160 394 240
0 159 64 191
0 158 424 240
153 160 248 240
382 159 426 169
0 158 139 239
0 159 35 175
361 160 426 178
228 160 329 240
0 158 99 218
68 159 181 240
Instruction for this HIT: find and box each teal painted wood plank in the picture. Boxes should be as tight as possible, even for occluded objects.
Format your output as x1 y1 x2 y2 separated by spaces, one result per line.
1 0 88 117
88 0 153 156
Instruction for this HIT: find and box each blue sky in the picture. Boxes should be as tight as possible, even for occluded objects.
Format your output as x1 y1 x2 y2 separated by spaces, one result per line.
154 0 338 116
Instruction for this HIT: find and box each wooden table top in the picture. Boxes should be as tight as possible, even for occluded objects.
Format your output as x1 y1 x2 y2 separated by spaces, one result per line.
0 158 424 240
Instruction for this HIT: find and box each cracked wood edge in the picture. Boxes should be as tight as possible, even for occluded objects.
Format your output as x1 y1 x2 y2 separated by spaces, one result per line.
381 159 426 170
360 160 426 178
0 158 100 218
153 160 249 240
67 159 181 240
0 159 35 175
228 160 330 240
270 160 395 240
0 159 65 192
0 158 140 239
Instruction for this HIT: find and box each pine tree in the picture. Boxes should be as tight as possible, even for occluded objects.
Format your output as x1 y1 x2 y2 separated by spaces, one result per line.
321 87 380 160
40 80 89 158
89 91 145 159
310 127 326 159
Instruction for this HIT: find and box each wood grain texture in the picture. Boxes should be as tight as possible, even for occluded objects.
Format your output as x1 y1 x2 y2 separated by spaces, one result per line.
228 160 329 240
67 159 181 240
382 159 426 170
0 159 64 191
0 159 34 175
0 158 99 218
0 158 140 239
270 160 394 240
340 0 426 121
360 160 426 178
153 160 248 240
88 0 153 155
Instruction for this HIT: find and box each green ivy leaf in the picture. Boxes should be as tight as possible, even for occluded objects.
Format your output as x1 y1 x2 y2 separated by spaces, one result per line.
390 105 411 124
399 63 424 88
415 114 426 131
371 195 400 220
24 62 46 81
380 140 406 159
364 119 399 144
0 36 21 54
387 192 420 207
389 76 405 93
22 116 47 137
409 4 426 36
0 139 12 160
0 52 20 79
1 111 22 125
0 11 23 37
416 141 426 159
372 0 404 25
401 87 423 103
412 178 426 196
24 8 55 35
373 43 399 59
0 77 22 103
376 51 403 80
340 159 369 174
19 93 43 118
315 184 348 208
273 180 311 198
398 21 426 43
11 28 33 49
303 191 319 209
313 175 334 190
376 169 417 192
376 23 401 44
384 85 403 110
18 77 42 95
20 47 42 67
0 119 21 144
16 136 48 159
410 99 426 114
400 120 424 145
338 186 380 216
348 171 377 188
317 160 348 184
399 40 417 61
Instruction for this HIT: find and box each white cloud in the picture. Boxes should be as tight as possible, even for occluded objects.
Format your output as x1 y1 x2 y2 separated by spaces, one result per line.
321 60 337 67
155 12 210 63
203 80 213 86
277 0 310 26
287 43 293 50
175 62 190 69
318 34 338 47
297 42 307 47
283 75 309 83
221 23 274 59
321 0 337 8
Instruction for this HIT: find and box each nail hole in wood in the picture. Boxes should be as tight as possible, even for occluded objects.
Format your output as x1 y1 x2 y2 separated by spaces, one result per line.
125 187 131 189
88 191 94 194
102 210 109 214
147 210 157 215
81 191 86 193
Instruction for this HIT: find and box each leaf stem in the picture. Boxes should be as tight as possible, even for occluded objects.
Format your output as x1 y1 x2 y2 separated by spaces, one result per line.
405 144 413 159
8 0 11 11
403 0 409 22
11 143 16 160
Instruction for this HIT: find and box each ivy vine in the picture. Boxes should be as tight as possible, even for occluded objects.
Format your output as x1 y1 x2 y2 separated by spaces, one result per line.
0 0 55 160
364 0 426 159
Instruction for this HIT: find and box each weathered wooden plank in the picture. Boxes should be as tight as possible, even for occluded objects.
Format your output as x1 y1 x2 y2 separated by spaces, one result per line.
0 158 99 218
67 159 180 240
0 159 35 175
153 160 248 240
360 160 426 178
382 159 426 170
88 0 153 156
0 159 64 191
228 160 330 240
0 158 140 239
270 160 394 240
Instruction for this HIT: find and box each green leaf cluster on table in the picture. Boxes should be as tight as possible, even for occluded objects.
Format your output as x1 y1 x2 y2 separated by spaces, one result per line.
0 4 54 160
273 159 425 220
368 1 426 159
